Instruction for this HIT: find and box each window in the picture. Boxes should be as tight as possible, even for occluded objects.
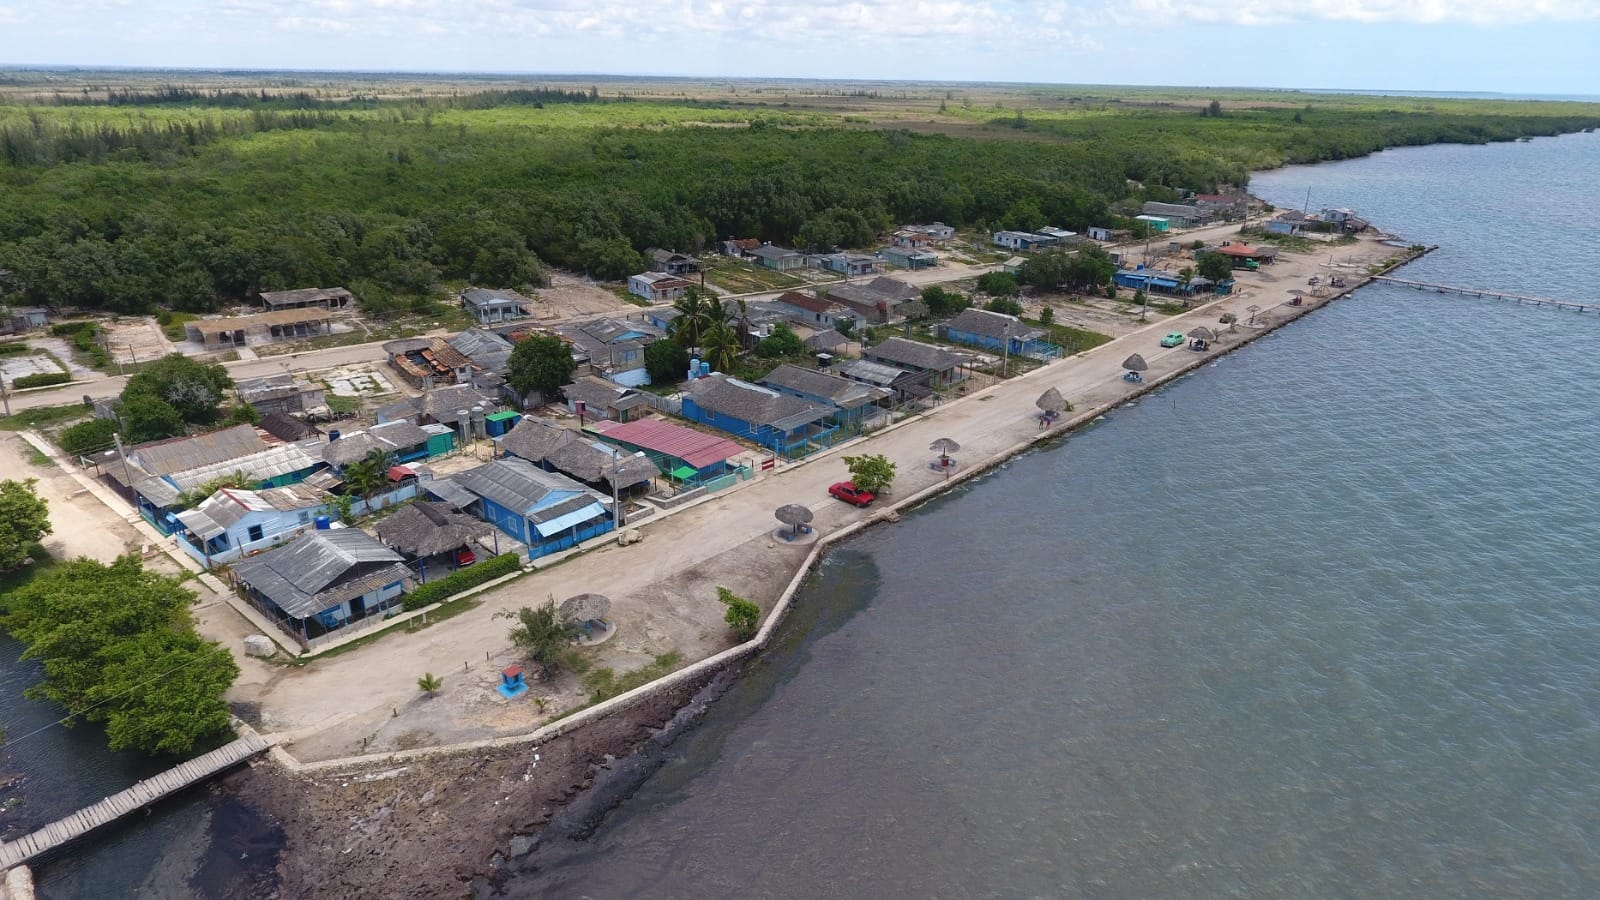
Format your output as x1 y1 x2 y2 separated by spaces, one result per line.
298 511 310 524
247 524 265 543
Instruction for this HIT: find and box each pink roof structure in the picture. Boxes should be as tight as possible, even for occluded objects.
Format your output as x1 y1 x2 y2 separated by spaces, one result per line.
590 418 745 469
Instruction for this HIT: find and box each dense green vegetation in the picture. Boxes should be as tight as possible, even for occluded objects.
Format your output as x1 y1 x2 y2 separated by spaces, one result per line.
0 86 1595 319
402 552 521 611
0 478 51 574
0 555 238 754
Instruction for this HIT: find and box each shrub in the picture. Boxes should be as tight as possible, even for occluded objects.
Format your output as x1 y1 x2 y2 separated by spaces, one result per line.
401 552 521 611
13 371 71 389
716 587 760 639
49 322 95 338
0 342 31 356
58 418 118 456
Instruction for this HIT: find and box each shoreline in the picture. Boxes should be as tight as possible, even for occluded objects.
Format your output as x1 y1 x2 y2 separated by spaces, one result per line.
231 231 1432 896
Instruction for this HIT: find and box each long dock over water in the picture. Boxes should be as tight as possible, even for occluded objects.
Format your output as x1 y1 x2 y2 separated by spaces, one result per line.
1371 275 1599 313
0 733 270 870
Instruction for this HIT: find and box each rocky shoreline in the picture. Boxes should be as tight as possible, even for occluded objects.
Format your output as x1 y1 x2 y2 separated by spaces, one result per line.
234 667 726 899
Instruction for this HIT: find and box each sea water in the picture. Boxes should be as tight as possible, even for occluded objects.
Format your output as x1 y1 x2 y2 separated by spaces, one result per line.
498 131 1600 897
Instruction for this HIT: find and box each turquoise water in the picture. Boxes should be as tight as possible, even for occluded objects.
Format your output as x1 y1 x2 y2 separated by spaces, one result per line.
500 131 1600 897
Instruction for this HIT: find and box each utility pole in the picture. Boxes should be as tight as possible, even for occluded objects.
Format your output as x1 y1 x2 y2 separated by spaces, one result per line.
112 432 134 492
1 378 10 418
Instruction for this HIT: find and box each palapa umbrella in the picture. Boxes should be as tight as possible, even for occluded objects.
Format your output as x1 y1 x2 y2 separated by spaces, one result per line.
929 437 961 468
1035 387 1067 414
1122 353 1149 373
558 592 612 628
775 503 814 537
1187 326 1215 341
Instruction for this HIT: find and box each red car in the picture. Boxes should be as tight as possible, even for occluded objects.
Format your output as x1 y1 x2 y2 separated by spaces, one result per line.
453 546 477 567
828 482 876 507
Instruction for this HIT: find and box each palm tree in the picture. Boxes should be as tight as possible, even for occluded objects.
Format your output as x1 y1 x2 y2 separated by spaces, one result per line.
668 287 715 350
702 320 743 373
417 673 443 697
342 449 394 499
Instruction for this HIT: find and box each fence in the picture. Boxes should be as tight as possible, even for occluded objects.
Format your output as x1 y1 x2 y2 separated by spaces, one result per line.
636 393 681 415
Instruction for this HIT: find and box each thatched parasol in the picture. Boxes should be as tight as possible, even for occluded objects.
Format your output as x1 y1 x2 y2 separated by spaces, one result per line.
929 438 961 455
558 592 612 626
1188 326 1215 341
1036 387 1067 413
775 503 814 536
1122 353 1149 372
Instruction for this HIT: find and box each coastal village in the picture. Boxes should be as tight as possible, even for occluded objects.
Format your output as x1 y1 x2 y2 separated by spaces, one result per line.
0 196 1410 889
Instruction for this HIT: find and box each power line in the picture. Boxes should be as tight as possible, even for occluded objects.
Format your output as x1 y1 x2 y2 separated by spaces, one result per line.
0 649 214 751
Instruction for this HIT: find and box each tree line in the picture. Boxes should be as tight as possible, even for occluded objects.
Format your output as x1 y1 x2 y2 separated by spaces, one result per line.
0 98 1595 316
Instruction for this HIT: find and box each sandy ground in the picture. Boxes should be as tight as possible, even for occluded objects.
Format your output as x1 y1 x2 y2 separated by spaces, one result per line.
0 431 155 566
530 272 641 321
101 317 175 365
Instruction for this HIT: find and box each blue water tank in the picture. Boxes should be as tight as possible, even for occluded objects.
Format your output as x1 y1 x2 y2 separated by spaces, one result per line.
688 357 701 380
700 361 711 376
328 429 341 442
314 515 331 530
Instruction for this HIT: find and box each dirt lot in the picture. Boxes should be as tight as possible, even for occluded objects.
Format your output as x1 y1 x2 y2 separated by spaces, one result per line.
101 317 175 365
531 272 642 320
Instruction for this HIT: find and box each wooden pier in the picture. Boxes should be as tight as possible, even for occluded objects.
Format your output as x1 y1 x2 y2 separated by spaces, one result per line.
0 733 270 870
1371 276 1599 313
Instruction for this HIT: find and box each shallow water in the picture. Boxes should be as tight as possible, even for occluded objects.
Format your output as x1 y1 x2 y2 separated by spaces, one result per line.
499 131 1600 897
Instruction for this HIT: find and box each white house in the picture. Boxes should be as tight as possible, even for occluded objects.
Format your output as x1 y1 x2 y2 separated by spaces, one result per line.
628 271 694 302
174 484 331 567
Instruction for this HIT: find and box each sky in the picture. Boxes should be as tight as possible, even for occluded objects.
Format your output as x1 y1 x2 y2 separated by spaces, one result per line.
1 0 1597 96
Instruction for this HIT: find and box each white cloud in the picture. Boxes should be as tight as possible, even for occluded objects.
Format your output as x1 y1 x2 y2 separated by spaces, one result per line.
1106 0 1600 25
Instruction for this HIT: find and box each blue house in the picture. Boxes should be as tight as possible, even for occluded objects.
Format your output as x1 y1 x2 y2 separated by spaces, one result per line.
558 318 665 389
444 457 614 559
233 526 414 649
760 364 891 435
174 484 332 568
943 308 1061 360
681 373 838 459
134 441 327 535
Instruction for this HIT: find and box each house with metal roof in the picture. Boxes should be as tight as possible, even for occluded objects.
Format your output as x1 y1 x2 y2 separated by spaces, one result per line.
835 357 935 404
373 501 494 578
259 412 324 443
259 287 353 312
882 245 939 270
1141 201 1208 228
237 373 328 417
681 373 838 459
943 308 1061 359
556 318 664 388
588 417 746 484
498 418 660 496
185 308 334 350
747 244 804 272
993 230 1050 251
107 425 271 532
627 271 694 302
646 248 700 276
562 376 650 423
174 484 332 568
809 253 878 277
233 526 414 648
772 291 856 331
761 364 891 434
444 457 614 559
862 337 964 384
461 287 532 324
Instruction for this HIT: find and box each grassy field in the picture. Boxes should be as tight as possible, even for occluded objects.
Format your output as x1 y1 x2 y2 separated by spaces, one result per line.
702 259 808 294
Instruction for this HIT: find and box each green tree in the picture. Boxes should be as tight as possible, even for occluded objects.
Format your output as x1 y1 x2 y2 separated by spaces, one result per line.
668 286 717 349
834 317 856 338
976 271 1019 297
506 332 576 403
1040 306 1054 325
701 321 743 373
754 324 803 359
716 587 760 639
340 449 393 499
417 672 443 696
644 339 690 385
57 418 118 457
224 403 260 426
1197 251 1234 283
843 453 897 494
0 478 51 574
122 354 234 427
921 285 969 318
985 297 1023 316
2 556 238 755
117 392 185 443
499 600 581 678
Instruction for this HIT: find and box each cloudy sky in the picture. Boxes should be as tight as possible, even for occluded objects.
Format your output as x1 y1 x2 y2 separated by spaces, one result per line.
1 0 1595 95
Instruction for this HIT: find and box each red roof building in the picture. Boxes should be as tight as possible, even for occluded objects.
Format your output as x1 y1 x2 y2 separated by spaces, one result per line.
589 417 746 472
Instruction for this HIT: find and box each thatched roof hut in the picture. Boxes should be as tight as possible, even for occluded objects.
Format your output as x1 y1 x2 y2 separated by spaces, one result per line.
1036 387 1067 413
374 501 492 557
1188 326 1215 341
559 592 612 626
1122 353 1149 372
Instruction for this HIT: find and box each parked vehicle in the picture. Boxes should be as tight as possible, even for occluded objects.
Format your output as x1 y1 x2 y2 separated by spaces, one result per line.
1160 332 1185 348
453 546 477 567
828 482 876 508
